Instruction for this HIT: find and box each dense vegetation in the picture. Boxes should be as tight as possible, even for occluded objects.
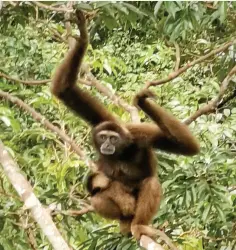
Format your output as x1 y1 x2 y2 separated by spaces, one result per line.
0 2 235 250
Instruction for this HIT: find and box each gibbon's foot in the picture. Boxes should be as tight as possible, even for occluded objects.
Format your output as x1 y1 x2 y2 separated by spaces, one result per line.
121 198 136 217
131 224 157 241
133 89 156 107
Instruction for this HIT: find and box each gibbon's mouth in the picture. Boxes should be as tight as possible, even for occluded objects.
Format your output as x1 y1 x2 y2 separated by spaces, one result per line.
100 147 115 155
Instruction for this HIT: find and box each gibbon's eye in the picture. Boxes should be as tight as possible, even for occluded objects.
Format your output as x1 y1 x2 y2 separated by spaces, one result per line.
110 136 118 144
100 135 106 141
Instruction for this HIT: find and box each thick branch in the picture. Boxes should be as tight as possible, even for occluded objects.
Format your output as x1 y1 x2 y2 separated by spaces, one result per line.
0 72 50 85
184 64 236 125
0 90 85 159
146 40 236 88
140 235 164 250
0 141 71 250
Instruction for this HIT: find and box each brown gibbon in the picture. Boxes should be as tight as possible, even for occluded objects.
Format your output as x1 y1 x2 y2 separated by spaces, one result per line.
51 10 200 240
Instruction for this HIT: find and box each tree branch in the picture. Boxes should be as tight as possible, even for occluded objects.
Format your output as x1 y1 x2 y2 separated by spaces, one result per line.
64 2 75 48
33 1 73 13
146 39 236 88
0 140 71 250
0 71 140 122
51 206 94 216
84 74 140 122
217 88 236 109
184 64 236 125
0 72 50 85
0 90 85 159
140 235 165 250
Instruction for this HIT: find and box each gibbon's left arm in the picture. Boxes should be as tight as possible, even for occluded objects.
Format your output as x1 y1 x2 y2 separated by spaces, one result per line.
133 90 200 156
51 10 117 126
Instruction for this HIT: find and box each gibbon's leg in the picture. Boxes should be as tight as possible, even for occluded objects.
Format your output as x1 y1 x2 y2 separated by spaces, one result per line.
131 177 162 240
134 90 200 156
88 174 135 219
51 10 117 126
87 173 135 217
109 181 136 217
91 192 122 220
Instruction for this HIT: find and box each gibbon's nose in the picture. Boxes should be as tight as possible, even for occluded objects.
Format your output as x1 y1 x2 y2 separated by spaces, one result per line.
104 141 112 149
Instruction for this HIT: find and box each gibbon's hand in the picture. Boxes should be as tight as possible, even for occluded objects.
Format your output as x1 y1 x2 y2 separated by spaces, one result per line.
133 89 157 108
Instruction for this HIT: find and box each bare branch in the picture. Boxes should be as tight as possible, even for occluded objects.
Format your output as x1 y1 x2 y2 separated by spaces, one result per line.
184 64 236 125
146 40 236 88
52 206 94 216
0 72 50 85
174 42 180 71
0 140 71 250
33 1 73 13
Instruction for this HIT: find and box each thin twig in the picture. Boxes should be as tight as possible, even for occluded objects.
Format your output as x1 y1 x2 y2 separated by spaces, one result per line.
52 206 94 216
184 64 236 125
146 39 236 88
48 26 68 44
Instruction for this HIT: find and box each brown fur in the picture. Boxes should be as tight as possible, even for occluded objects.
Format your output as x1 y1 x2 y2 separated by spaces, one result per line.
51 10 200 240
88 172 136 220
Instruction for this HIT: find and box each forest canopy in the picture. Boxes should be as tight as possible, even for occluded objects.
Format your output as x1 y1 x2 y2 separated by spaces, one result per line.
0 2 235 250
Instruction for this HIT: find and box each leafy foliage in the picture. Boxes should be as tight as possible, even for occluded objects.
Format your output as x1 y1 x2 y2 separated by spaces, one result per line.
0 2 236 250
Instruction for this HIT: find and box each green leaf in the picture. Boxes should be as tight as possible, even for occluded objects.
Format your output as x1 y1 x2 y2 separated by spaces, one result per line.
122 2 147 17
218 2 227 23
154 1 163 17
202 204 211 222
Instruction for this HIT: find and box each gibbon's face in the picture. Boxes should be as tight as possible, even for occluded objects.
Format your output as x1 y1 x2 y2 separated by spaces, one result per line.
96 130 122 155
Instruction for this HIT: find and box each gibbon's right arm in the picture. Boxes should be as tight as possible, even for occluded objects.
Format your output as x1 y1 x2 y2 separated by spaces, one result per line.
51 10 116 126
